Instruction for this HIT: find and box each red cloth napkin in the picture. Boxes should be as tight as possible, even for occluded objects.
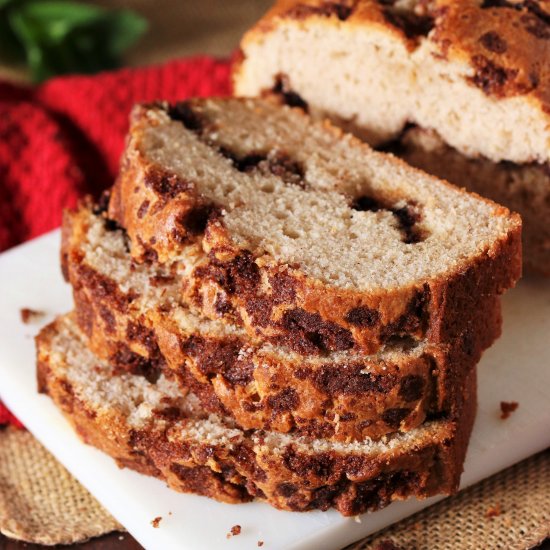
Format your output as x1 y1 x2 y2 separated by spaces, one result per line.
0 56 232 427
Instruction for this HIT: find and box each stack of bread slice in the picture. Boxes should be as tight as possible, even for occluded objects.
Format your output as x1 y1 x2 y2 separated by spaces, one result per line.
234 0 550 275
37 97 521 515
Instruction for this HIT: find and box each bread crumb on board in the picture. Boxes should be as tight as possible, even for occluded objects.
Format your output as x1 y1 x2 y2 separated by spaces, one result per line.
486 503 502 518
151 516 162 528
20 308 45 324
257 541 264 547
500 401 519 419
226 524 241 538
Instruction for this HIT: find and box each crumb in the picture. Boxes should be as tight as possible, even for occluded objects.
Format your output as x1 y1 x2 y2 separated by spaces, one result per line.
500 401 519 419
353 515 362 523
118 535 124 541
227 525 241 538
20 308 45 324
151 516 162 528
168 511 173 516
486 504 502 519
258 542 264 547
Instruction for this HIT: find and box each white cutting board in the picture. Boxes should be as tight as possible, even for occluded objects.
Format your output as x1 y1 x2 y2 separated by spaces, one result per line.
0 230 549 550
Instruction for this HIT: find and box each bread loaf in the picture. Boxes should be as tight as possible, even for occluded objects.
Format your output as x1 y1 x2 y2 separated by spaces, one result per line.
63 203 501 441
37 314 477 516
234 0 550 164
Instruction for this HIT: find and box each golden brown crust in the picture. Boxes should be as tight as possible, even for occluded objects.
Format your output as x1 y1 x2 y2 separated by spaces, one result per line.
63 205 500 442
107 101 520 356
239 0 550 110
36 318 477 516
192 211 518 355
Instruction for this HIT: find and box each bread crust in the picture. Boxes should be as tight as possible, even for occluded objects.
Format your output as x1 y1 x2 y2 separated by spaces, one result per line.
236 0 550 140
108 101 521 356
36 316 476 516
63 205 500 442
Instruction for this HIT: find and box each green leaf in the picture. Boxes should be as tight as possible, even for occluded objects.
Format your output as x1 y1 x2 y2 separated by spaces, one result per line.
0 0 147 83
0 0 24 61
94 9 147 58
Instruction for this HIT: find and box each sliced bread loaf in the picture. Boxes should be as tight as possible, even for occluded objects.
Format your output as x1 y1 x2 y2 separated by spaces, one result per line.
37 314 476 515
108 97 520 355
234 0 550 164
62 202 499 442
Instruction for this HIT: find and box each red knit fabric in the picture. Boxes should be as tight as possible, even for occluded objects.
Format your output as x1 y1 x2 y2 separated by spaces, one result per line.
0 56 232 427
0 403 24 429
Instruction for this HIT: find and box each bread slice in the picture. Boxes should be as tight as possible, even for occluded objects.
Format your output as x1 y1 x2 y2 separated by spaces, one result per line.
234 0 550 165
62 202 500 442
37 314 477 515
388 127 550 275
108 97 520 355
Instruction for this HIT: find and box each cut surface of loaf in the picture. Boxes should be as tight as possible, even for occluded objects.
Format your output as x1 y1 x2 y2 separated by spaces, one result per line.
390 127 550 275
63 204 500 441
37 314 476 516
234 0 550 164
108 97 520 354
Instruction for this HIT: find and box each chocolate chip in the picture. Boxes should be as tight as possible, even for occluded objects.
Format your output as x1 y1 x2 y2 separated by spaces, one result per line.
284 2 354 21
352 195 383 212
398 375 425 402
144 169 192 199
311 365 396 396
392 204 424 244
280 308 354 353
479 31 508 53
220 147 306 187
177 203 214 235
345 306 380 327
168 101 206 132
219 148 267 172
276 482 298 497
137 200 150 219
272 74 309 111
470 55 518 96
381 408 411 429
381 6 434 40
267 388 300 412
92 189 111 215
352 196 426 244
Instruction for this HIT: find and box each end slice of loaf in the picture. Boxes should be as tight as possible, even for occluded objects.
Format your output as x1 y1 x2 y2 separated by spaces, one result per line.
37 314 476 516
63 202 500 442
234 0 550 165
108 97 520 354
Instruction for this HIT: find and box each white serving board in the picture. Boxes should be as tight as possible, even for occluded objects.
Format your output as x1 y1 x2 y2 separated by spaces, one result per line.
0 230 549 550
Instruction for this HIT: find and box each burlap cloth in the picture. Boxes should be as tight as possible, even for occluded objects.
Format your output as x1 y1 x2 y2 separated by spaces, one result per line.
0 428 123 545
0 426 548 548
